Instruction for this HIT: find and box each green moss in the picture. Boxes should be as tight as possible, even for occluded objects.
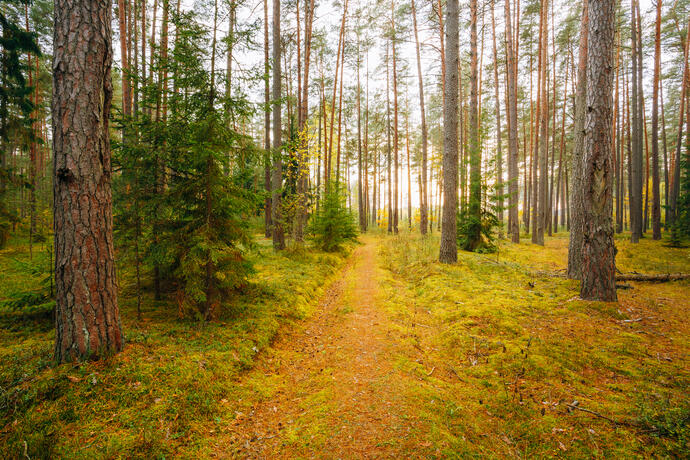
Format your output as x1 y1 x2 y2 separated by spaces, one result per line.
377 232 690 458
0 236 352 458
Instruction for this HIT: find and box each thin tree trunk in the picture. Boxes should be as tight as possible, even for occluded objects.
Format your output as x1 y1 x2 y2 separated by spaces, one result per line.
660 77 669 228
264 0 272 238
118 0 132 119
491 0 503 237
567 0 588 279
439 0 459 263
467 0 481 250
651 0 662 239
272 0 285 249
534 0 548 246
412 0 428 235
669 19 690 227
505 0 519 243
386 44 392 234
630 0 643 242
391 2 399 234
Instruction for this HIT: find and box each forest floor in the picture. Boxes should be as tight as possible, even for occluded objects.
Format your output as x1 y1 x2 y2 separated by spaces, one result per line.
1 231 689 458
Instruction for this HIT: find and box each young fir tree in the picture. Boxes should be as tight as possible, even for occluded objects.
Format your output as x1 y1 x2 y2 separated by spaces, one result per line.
114 12 257 321
0 0 41 248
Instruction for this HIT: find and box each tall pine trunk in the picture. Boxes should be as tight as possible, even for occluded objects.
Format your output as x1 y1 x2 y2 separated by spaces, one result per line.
412 0 428 235
439 0 459 263
504 0 519 243
467 0 481 249
53 0 124 362
580 0 617 301
567 0 588 279
272 0 285 249
650 0 662 239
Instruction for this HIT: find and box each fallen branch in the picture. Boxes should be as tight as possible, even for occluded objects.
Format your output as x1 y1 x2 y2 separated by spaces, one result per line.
538 270 690 283
566 401 637 428
615 273 690 282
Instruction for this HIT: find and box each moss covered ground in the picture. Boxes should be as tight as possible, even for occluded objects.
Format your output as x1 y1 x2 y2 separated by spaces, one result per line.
1 231 688 458
378 231 690 457
0 235 351 458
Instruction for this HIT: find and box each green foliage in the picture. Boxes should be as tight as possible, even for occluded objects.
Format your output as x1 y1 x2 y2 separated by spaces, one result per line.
0 0 41 249
308 185 358 252
636 394 690 453
456 207 499 253
673 146 690 243
457 182 502 253
113 11 259 320
0 245 53 316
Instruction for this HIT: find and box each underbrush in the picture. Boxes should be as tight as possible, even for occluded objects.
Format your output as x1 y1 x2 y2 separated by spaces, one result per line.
378 232 690 457
0 235 352 458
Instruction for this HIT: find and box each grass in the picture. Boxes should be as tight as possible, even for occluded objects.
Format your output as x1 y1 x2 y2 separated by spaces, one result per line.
377 231 690 458
0 233 353 458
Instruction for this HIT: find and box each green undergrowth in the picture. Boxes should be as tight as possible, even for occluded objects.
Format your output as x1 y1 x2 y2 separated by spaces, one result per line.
0 234 353 458
378 232 690 458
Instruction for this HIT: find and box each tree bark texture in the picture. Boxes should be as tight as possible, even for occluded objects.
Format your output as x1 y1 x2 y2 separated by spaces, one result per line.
439 0 459 263
53 0 124 362
272 0 285 249
504 0 519 243
567 0 588 279
580 0 617 301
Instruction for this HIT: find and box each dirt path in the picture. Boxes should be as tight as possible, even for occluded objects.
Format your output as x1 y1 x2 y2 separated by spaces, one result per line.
218 236 428 458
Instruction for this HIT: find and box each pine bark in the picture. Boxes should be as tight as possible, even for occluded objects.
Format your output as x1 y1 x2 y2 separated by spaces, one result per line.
264 0 272 238
491 0 503 236
567 0 588 279
118 0 132 118
580 0 617 301
630 0 643 242
504 0 519 243
53 0 124 362
467 0 481 249
391 1 399 234
411 0 428 235
272 0 285 250
439 0 459 263
651 0 662 239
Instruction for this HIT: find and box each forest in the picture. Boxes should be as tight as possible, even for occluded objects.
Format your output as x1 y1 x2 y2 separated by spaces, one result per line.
0 0 689 456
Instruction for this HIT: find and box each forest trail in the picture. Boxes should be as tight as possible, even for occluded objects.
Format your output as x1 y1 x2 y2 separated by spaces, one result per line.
219 236 430 458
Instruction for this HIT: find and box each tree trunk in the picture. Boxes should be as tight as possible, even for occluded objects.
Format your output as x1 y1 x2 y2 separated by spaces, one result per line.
118 0 132 119
567 0 588 279
53 0 124 362
660 77 669 228
580 0 617 301
491 0 503 237
467 0 481 250
669 19 690 227
504 0 519 243
294 0 315 242
411 0 428 235
650 0 662 239
439 0 459 263
272 0 285 250
533 0 548 246
630 0 643 242
386 44 392 234
391 1 399 234
264 0 272 238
